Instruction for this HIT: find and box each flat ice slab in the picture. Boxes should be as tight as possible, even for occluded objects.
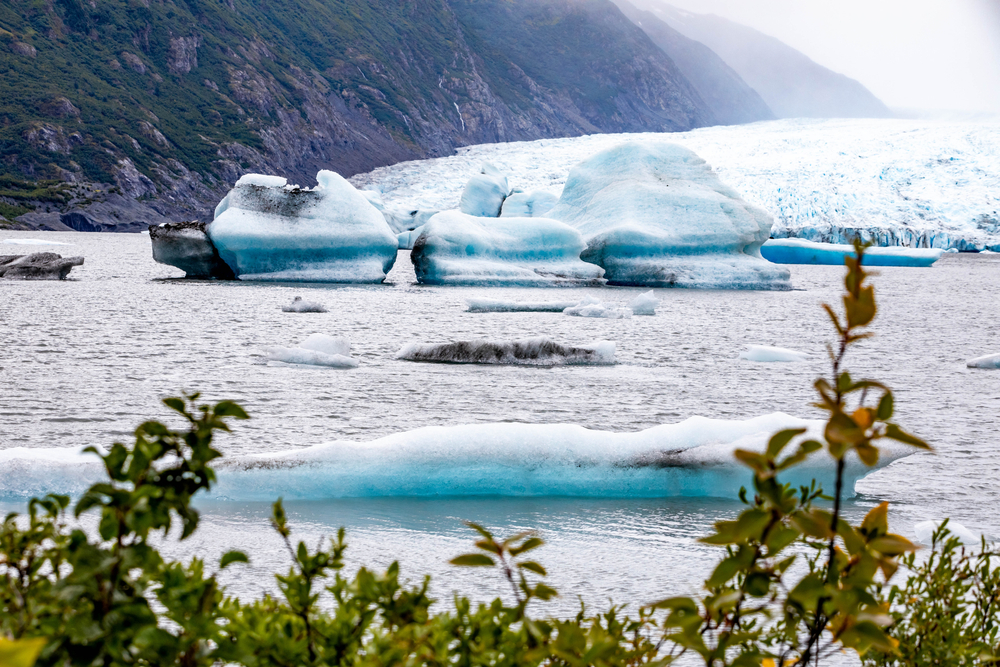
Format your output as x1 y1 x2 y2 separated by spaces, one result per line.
563 297 632 319
266 334 357 368
967 352 1000 369
466 298 579 313
739 345 809 362
914 520 983 546
396 337 615 365
761 239 944 267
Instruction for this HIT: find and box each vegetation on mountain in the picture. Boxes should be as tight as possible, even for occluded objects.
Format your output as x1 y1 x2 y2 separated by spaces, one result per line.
2 247 996 665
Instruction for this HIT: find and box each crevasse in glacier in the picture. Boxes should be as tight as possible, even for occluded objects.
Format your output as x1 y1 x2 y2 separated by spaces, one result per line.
459 163 510 217
761 238 944 267
208 171 398 282
409 210 606 286
545 143 791 290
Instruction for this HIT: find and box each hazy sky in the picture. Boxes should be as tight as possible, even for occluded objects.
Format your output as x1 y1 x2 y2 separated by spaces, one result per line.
661 0 1000 114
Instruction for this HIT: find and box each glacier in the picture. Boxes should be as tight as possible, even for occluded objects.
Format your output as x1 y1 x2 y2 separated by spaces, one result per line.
208 171 398 282
396 337 615 365
350 119 1000 252
266 333 357 368
459 163 510 217
544 142 791 289
761 239 944 266
466 297 579 313
0 414 917 501
967 353 1000 369
739 345 810 363
409 210 606 286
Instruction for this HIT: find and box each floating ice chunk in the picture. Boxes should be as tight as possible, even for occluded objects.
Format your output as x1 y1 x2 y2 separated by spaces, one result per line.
739 345 809 362
410 210 605 286
2 238 73 246
914 520 982 546
266 333 357 368
500 190 559 218
946 248 960 253
546 142 790 290
563 296 632 319
396 337 615 365
967 353 1000 369
281 296 328 313
466 298 579 313
761 238 944 267
459 163 509 217
149 221 234 279
628 290 659 316
235 173 287 188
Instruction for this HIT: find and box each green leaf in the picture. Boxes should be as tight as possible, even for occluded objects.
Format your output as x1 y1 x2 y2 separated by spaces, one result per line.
868 534 918 556
517 561 547 576
856 443 879 466
845 285 876 329
450 553 495 567
649 596 699 613
826 410 865 449
876 392 894 420
509 536 544 556
475 539 502 555
883 424 931 450
533 582 558 600
861 502 889 537
163 397 186 414
766 428 807 458
214 400 249 419
0 638 46 667
464 522 494 541
220 550 249 568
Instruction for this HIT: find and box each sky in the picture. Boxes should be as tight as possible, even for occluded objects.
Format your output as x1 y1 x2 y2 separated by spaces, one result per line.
660 0 1000 115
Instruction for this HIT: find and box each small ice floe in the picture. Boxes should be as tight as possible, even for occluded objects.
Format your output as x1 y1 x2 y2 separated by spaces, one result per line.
3 238 73 246
266 333 357 368
281 296 328 313
761 239 944 267
628 290 659 316
914 520 983 546
466 297 579 313
563 296 632 319
967 353 1000 369
739 345 809 363
946 248 960 253
396 337 615 365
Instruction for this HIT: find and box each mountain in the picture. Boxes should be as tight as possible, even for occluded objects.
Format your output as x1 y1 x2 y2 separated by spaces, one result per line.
632 2 892 120
611 0 773 126
0 0 718 230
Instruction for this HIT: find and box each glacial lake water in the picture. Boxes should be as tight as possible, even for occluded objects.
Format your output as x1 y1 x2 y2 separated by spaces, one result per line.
1 229 999 618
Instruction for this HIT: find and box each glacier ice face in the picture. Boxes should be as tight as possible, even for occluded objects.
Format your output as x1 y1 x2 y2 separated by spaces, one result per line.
914 520 982 546
410 210 605 286
280 296 327 313
266 333 357 368
967 353 1000 369
466 297 579 313
545 142 791 290
396 337 615 365
459 163 509 217
208 171 398 283
739 345 809 363
500 190 559 218
761 239 944 267
629 290 659 316
563 296 632 319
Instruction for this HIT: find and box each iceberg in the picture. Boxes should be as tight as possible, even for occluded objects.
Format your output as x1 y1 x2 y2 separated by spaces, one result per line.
546 143 791 290
0 252 84 280
266 333 357 368
0 414 917 501
500 191 559 218
149 221 235 279
396 337 615 366
739 345 809 363
914 520 982 546
208 171 398 283
761 239 944 267
466 297 579 313
459 163 509 217
967 353 1000 369
563 296 632 319
628 290 659 316
410 211 605 286
280 296 327 313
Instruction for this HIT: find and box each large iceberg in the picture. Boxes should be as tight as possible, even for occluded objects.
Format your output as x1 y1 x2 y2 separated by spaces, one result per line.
396 337 615 365
459 163 509 217
208 172 398 282
0 414 917 500
545 143 791 289
761 239 944 267
410 211 605 286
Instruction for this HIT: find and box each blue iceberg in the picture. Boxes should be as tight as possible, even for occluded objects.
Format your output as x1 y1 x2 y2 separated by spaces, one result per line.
208 172 398 282
761 238 944 267
410 210 605 286
500 190 559 218
459 163 510 217
546 143 791 290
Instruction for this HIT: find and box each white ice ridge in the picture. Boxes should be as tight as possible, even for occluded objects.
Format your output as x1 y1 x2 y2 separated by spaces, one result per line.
739 345 810 363
209 170 398 283
761 239 944 267
266 333 357 368
2 238 74 246
349 119 1000 251
914 520 983 546
0 414 918 501
396 337 615 365
967 353 1000 369
466 297 579 313
563 296 632 319
280 296 328 313
410 211 606 286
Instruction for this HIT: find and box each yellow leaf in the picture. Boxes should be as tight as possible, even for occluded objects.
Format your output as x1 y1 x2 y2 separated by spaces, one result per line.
0 638 46 667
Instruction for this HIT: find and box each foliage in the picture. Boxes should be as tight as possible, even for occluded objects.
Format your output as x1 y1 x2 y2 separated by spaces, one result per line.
864 522 1000 667
1 245 996 667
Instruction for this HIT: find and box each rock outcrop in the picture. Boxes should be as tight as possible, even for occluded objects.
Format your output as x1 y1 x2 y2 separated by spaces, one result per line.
148 221 235 279
0 253 84 279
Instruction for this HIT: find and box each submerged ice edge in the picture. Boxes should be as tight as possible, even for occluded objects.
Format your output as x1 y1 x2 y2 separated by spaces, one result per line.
0 414 916 502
